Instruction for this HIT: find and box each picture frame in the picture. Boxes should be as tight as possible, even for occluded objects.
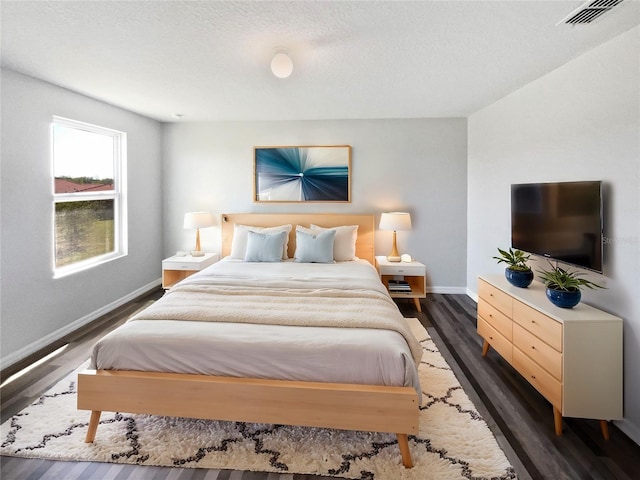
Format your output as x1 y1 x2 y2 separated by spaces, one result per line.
254 145 351 202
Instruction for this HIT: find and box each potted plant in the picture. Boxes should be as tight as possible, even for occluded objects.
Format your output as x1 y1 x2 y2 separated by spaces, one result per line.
493 247 534 288
537 261 605 308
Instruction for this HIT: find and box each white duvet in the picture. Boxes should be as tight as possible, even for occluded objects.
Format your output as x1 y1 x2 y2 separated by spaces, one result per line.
90 259 422 397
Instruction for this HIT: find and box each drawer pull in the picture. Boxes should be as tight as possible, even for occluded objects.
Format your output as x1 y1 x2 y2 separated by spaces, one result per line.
489 336 494 340
531 346 536 350
531 320 536 324
531 375 536 380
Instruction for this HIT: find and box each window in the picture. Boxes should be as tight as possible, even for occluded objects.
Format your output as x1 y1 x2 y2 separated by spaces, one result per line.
52 117 127 276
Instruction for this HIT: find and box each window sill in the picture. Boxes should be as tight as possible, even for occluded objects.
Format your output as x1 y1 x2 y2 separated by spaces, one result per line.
53 251 127 279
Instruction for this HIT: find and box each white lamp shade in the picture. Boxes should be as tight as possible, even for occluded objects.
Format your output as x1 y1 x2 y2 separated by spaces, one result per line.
379 212 412 231
271 52 293 78
183 212 214 229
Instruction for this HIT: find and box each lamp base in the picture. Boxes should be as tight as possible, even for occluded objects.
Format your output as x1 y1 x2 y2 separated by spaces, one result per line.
190 251 205 257
387 231 402 262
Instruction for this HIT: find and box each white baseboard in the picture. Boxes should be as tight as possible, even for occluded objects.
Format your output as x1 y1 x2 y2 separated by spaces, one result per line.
466 287 478 302
426 286 467 294
1 278 161 369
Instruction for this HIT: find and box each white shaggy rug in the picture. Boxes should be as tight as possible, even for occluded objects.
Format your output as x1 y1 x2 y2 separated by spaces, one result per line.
0 319 517 480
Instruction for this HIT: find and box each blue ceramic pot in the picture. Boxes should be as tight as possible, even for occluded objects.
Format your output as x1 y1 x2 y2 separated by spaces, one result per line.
504 268 534 288
546 287 581 308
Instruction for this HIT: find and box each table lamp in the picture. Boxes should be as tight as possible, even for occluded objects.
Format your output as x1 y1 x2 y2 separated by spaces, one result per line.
183 212 214 256
379 212 412 262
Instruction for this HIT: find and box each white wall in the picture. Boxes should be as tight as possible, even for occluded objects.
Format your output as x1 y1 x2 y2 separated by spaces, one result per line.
162 119 468 291
0 70 163 366
467 27 640 443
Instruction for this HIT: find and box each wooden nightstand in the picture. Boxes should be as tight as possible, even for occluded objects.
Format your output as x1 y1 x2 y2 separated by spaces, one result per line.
375 256 427 312
162 253 219 289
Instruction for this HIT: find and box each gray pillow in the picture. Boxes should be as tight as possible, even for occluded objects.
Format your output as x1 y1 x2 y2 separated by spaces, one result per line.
231 224 292 259
244 230 288 262
294 229 336 263
310 224 358 261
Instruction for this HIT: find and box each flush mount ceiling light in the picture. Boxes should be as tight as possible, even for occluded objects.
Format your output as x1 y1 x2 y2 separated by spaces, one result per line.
270 49 293 78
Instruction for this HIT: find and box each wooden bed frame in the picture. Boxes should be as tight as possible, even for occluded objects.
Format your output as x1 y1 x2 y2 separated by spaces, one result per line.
77 213 419 468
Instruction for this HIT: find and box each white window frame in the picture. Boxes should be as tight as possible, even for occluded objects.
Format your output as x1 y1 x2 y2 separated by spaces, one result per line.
52 116 128 278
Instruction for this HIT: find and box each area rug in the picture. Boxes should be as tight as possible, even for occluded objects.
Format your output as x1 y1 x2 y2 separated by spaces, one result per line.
0 319 517 480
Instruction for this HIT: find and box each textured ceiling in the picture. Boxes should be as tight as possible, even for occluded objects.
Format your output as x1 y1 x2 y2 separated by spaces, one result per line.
1 1 638 122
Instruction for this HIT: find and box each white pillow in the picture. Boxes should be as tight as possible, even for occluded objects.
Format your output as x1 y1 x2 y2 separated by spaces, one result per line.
294 227 336 263
310 224 358 261
295 225 316 236
230 224 292 259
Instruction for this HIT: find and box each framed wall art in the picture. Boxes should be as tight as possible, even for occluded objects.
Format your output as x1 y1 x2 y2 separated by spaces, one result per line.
254 145 351 202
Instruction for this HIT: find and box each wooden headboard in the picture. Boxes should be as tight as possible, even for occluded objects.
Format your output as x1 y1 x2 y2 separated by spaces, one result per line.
221 213 375 264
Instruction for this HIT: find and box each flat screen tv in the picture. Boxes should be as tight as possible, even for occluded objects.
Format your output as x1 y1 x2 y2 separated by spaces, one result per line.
511 181 603 273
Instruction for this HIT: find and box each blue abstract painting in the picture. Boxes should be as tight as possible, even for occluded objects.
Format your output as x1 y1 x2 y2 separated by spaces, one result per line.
254 146 351 202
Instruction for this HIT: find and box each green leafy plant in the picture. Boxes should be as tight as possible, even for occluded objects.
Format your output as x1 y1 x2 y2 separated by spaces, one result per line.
493 247 532 272
537 261 605 292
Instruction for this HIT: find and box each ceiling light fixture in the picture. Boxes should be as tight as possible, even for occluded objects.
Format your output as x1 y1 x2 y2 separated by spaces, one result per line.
270 49 293 79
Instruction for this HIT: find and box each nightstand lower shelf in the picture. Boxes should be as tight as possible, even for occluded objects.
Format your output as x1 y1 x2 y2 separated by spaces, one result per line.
162 270 196 289
381 275 425 312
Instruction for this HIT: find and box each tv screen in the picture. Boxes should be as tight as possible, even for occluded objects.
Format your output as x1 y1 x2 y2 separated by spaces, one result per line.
511 181 603 273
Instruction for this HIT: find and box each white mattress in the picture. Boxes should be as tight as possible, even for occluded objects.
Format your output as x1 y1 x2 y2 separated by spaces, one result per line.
90 259 422 397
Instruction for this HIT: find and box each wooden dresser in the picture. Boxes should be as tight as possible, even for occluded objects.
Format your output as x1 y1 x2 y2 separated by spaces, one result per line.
477 274 622 438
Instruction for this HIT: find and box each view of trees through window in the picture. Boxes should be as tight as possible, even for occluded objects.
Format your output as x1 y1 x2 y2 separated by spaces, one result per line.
55 200 115 267
53 119 122 270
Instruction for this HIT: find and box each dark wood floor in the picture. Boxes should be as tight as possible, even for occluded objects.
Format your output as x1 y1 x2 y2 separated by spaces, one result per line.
1 290 639 479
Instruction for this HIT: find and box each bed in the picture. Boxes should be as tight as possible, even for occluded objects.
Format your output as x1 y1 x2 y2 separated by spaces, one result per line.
77 213 421 468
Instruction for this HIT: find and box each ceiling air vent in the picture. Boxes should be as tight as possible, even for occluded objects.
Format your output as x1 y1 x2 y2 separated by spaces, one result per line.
558 0 625 25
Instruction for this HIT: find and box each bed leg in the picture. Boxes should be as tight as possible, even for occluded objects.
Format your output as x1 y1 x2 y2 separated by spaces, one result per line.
396 433 413 468
85 410 102 443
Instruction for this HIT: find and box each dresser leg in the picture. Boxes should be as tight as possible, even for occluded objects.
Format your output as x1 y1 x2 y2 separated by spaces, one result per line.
553 407 563 435
600 420 610 440
481 339 490 357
